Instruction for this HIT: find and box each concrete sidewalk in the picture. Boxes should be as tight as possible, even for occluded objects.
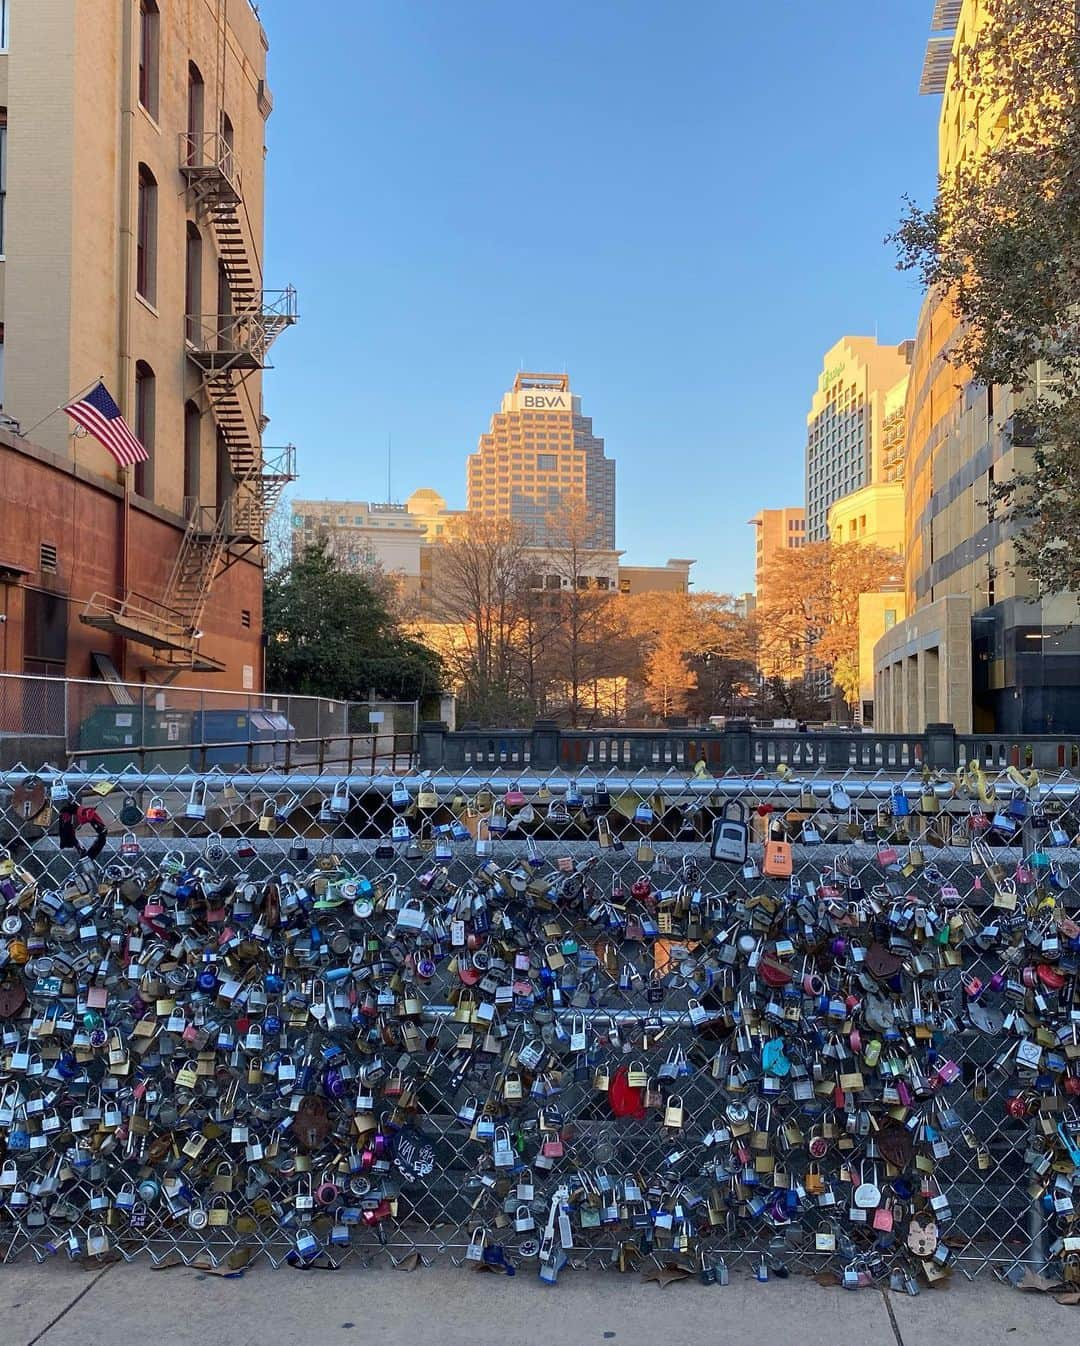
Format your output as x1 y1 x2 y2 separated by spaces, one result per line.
2 1261 1076 1346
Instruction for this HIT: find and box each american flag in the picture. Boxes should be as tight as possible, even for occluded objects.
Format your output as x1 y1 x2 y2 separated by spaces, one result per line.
63 380 149 468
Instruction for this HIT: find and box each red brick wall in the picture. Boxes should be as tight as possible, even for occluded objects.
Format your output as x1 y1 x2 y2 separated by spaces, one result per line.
0 438 263 690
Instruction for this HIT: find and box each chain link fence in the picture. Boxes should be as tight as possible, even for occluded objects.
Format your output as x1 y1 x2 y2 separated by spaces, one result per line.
0 673 418 774
0 757 1078 1286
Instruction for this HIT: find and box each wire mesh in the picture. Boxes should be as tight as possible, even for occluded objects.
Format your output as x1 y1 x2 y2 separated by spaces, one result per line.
0 758 1078 1286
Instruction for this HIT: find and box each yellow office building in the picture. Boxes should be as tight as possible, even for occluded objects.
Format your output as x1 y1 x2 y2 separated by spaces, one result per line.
875 0 1080 734
805 338 913 542
828 483 906 720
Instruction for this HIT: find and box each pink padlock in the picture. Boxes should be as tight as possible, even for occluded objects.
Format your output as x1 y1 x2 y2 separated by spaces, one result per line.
803 970 825 996
315 1178 339 1207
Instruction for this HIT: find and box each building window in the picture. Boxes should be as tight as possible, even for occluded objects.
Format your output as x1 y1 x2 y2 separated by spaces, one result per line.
138 1 159 118
0 112 7 257
134 362 155 498
184 222 202 343
884 610 896 630
186 62 204 164
0 1 8 50
183 400 201 508
241 609 251 629
136 165 157 304
537 453 557 472
23 588 67 678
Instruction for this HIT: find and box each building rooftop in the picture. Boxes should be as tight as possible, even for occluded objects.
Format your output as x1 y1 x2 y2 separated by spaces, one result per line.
920 35 956 94
929 0 962 32
513 372 570 392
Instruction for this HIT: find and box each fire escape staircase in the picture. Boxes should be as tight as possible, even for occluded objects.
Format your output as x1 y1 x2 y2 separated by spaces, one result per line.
80 131 298 671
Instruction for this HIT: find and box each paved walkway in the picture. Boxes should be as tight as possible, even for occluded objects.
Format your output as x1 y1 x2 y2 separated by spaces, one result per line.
2 1261 1076 1346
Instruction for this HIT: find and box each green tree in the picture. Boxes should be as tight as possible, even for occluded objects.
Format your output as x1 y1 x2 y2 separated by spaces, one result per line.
890 0 1080 593
265 541 443 700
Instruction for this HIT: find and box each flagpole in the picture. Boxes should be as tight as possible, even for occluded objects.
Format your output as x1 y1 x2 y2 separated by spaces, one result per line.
119 462 131 679
20 372 105 443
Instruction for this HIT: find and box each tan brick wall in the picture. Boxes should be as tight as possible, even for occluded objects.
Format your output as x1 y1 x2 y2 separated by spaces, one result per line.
3 0 270 514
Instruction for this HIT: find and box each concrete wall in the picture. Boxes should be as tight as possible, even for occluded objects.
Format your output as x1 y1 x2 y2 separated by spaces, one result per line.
873 594 973 733
857 589 906 713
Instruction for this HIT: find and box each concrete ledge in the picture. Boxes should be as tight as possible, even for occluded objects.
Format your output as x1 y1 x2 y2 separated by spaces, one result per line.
11 1261 1080 1346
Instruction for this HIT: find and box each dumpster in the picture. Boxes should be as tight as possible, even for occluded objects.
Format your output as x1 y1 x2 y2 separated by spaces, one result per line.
74 706 193 771
191 710 294 768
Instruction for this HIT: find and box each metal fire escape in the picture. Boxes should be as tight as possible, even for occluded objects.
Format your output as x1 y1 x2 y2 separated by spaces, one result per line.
81 130 297 672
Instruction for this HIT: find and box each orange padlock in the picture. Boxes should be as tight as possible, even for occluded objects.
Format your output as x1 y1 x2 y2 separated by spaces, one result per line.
762 838 792 878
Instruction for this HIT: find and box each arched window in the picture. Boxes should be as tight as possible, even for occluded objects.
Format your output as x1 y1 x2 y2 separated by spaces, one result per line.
136 164 157 303
183 400 201 509
186 61 204 164
138 1 159 117
185 221 202 344
134 361 155 498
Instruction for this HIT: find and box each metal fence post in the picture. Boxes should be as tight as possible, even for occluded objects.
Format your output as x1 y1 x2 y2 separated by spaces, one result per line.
925 723 958 771
531 719 560 772
724 718 752 773
418 721 448 772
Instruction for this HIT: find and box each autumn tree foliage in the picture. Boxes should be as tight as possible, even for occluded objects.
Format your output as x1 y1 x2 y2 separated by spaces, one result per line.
756 541 902 713
622 591 757 720
415 506 757 726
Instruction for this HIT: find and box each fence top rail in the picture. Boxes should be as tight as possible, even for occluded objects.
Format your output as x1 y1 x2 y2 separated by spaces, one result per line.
4 766 1080 799
0 669 416 709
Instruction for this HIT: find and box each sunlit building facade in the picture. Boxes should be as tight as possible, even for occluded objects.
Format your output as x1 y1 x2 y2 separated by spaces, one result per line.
466 373 615 548
875 0 1080 734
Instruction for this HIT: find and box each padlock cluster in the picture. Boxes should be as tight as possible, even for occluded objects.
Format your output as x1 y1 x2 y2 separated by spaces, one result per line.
0 765 1077 1282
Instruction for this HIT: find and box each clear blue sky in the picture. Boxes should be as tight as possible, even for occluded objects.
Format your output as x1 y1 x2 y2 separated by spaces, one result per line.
258 0 941 594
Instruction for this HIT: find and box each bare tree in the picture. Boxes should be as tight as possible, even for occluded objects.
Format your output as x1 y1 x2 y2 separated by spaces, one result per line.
541 498 625 726
263 492 296 578
430 514 530 723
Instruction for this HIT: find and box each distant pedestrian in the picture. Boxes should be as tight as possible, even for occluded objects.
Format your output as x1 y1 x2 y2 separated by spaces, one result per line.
797 721 809 734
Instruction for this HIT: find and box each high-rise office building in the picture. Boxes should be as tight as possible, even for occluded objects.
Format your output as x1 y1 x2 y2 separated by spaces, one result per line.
749 507 805 587
466 373 615 548
748 507 805 678
0 0 294 686
875 0 1080 734
805 338 914 541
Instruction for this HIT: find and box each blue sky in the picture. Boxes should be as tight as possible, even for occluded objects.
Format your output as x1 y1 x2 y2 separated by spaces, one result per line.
258 0 941 593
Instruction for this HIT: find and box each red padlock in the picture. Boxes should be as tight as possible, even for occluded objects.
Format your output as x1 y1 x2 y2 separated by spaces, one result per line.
631 877 651 901
1006 1093 1031 1120
1037 964 1066 991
